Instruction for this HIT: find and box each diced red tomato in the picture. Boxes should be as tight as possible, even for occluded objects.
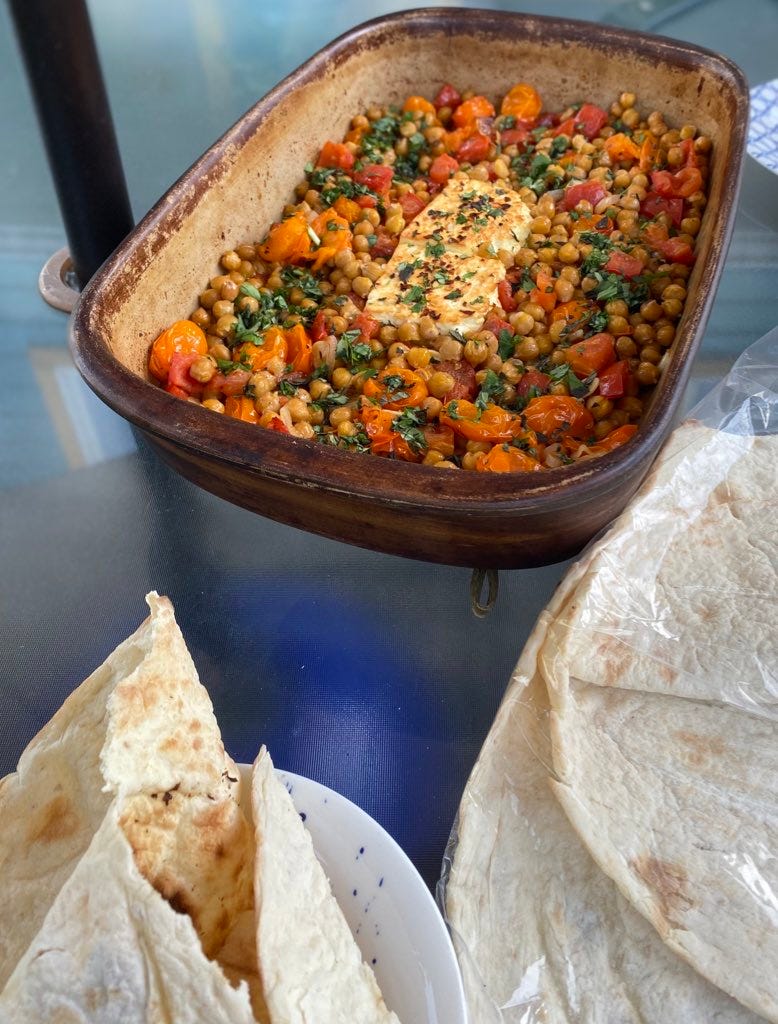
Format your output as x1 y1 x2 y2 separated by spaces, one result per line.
310 310 328 342
429 153 460 184
517 370 550 398
530 270 557 313
604 250 644 279
500 127 531 147
651 167 703 199
483 311 513 337
351 310 380 341
644 224 696 265
564 333 616 376
369 231 397 259
218 370 252 396
497 280 517 313
399 192 427 221
562 180 608 212
356 194 378 209
678 138 699 168
597 360 631 398
435 360 477 401
641 191 684 227
168 352 204 395
434 83 461 110
165 383 190 399
457 132 491 163
354 164 394 196
575 104 609 140
317 141 354 171
554 116 577 138
268 416 289 434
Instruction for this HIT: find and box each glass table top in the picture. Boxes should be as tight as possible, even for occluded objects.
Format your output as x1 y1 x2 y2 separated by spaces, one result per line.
2 0 777 889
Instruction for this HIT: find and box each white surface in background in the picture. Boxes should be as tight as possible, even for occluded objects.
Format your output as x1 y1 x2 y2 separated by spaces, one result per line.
749 80 778 173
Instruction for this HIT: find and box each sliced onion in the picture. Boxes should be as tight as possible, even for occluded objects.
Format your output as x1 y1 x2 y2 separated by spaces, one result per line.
312 335 336 369
594 193 619 215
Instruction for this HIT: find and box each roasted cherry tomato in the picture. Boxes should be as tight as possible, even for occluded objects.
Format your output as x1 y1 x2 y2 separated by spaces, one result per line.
588 423 638 453
644 224 696 265
604 133 641 163
310 310 328 342
435 359 477 401
530 270 557 313
225 396 259 424
285 323 313 374
359 405 420 461
403 95 436 117
236 326 287 371
499 126 532 147
440 401 523 443
258 211 312 264
550 300 593 325
317 141 355 171
452 95 495 128
523 395 594 439
475 444 542 473
500 83 542 123
148 320 207 382
516 370 551 398
421 423 455 457
651 167 703 199
351 310 380 341
362 367 428 410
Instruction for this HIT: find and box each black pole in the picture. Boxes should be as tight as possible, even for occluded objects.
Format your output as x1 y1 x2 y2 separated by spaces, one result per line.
8 0 135 287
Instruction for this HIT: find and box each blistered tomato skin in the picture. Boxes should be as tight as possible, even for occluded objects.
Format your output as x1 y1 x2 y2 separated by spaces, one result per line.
149 80 708 472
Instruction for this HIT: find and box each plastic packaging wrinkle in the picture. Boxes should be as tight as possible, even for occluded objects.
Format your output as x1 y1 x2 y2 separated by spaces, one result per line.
438 328 778 1024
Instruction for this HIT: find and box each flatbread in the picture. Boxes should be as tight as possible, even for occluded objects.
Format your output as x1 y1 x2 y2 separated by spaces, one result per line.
0 593 254 988
446 548 765 1022
251 748 401 1024
545 425 778 1020
0 803 256 1024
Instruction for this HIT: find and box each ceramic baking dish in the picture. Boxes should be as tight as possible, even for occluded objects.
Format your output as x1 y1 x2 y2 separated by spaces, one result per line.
70 7 748 568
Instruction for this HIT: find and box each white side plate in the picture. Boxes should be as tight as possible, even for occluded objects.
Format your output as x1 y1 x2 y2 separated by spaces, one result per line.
238 764 467 1024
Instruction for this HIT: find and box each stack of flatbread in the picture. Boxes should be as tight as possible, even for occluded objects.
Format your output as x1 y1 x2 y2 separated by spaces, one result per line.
445 422 778 1023
0 593 401 1024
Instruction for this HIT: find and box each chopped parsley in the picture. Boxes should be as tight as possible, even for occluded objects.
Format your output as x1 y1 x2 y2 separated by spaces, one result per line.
425 239 446 258
311 390 349 413
444 288 463 300
336 329 373 368
475 369 505 412
278 379 298 397
401 285 426 314
397 259 421 283
392 406 428 453
549 364 593 398
497 328 516 361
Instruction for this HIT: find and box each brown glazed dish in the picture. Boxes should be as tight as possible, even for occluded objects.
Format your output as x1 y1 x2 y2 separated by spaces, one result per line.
70 8 748 569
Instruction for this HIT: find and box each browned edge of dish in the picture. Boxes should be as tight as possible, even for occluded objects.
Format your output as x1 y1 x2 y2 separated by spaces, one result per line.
69 7 748 530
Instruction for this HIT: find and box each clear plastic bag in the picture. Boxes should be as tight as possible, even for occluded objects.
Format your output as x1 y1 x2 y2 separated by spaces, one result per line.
438 329 778 1024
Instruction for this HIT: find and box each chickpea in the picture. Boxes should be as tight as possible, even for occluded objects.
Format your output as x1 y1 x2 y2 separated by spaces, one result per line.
385 214 405 235
202 398 225 414
587 395 614 420
619 396 644 419
607 315 632 336
594 419 615 440
549 381 569 397
190 307 211 330
516 337 540 361
655 323 676 347
329 406 353 427
438 337 463 361
423 396 443 419
221 250 241 271
331 367 353 390
257 392 281 414
285 397 311 422
434 460 458 469
554 277 575 303
428 371 456 398
266 355 286 378
208 341 231 362
215 314 237 338
636 361 660 386
423 450 445 466
309 378 331 401
616 336 638 358
352 276 372 298
464 338 489 366
237 295 259 315
397 322 420 344
633 323 654 345
640 345 662 365
189 355 216 383
531 215 552 235
510 311 535 335
212 299 235 320
640 299 663 322
406 346 436 369
522 302 546 322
